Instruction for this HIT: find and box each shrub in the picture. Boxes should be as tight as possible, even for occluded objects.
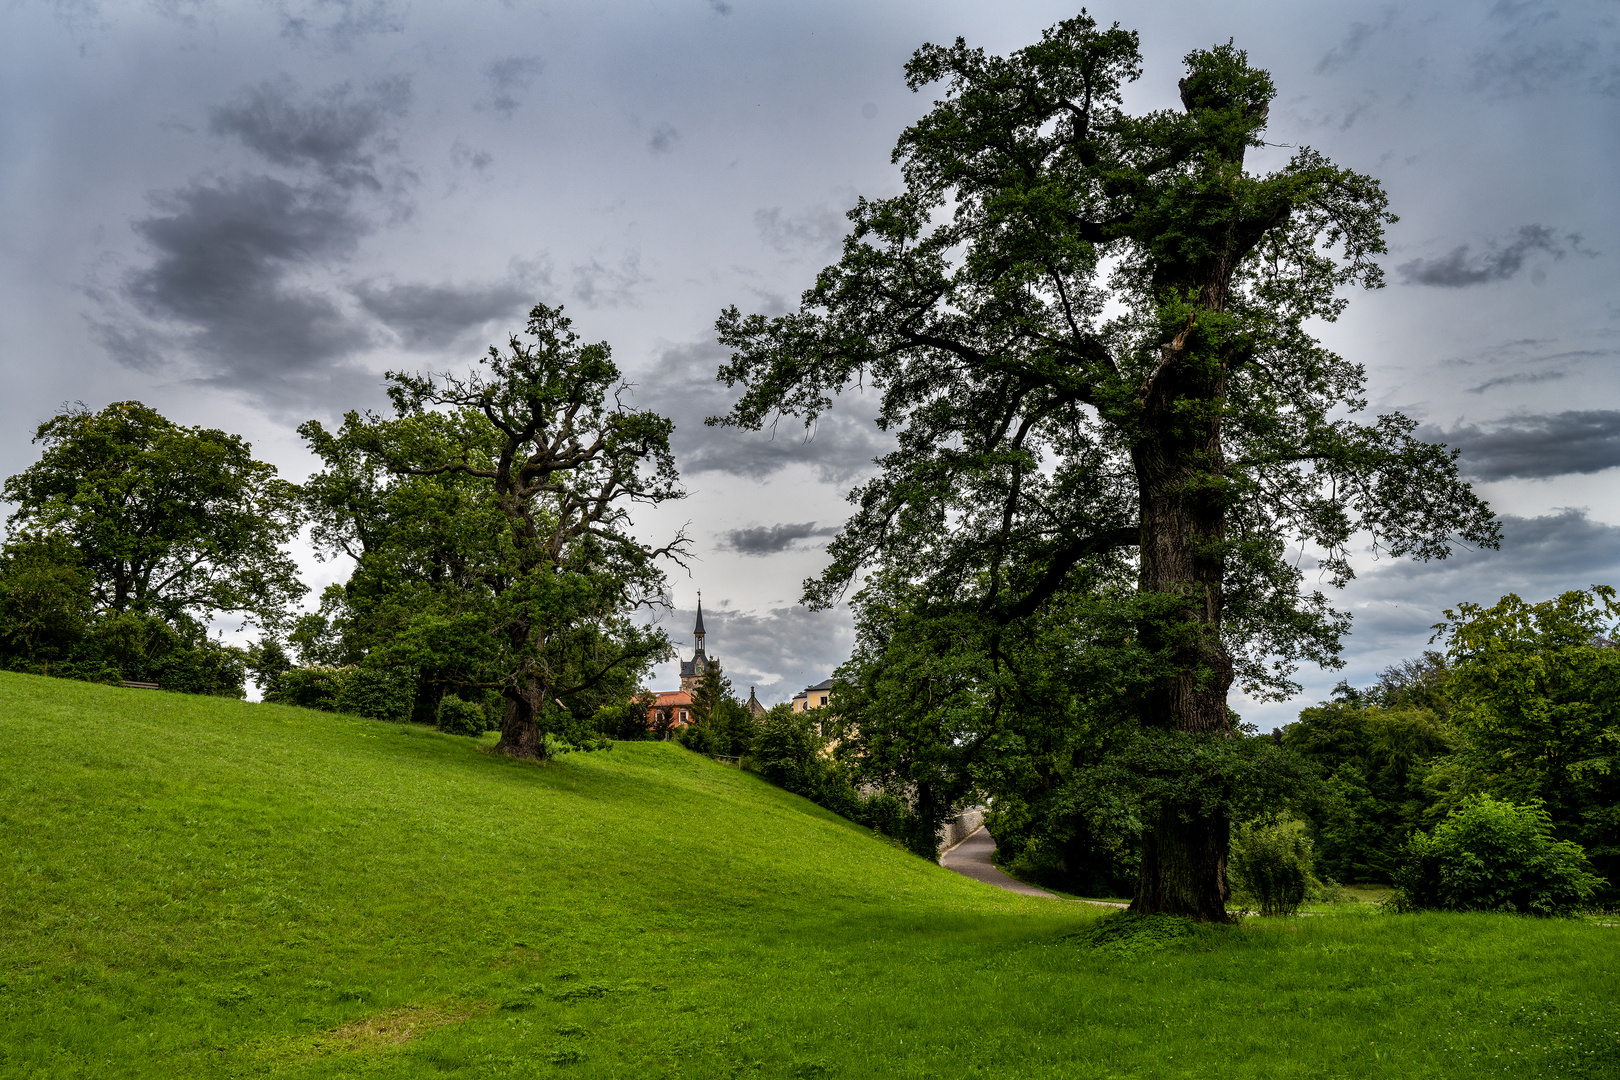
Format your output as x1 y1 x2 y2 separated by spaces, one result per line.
1228 817 1315 916
264 666 349 710
437 696 490 736
334 667 416 722
1392 793 1605 916
676 721 721 756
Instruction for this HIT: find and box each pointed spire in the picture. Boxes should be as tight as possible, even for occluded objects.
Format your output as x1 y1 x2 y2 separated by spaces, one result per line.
694 590 706 637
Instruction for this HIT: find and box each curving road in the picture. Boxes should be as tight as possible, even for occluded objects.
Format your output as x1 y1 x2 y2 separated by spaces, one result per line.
940 826 1128 908
939 826 1063 898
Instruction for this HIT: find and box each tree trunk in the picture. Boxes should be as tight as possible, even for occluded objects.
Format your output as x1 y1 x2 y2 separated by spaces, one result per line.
494 680 549 760
1128 340 1238 922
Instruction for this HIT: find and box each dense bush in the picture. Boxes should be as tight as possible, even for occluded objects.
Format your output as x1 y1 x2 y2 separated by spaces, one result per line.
1392 794 1605 916
334 667 416 721
1228 817 1315 916
437 696 491 736
264 664 416 721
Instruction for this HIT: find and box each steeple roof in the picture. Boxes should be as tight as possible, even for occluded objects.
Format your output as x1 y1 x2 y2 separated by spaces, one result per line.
693 593 705 636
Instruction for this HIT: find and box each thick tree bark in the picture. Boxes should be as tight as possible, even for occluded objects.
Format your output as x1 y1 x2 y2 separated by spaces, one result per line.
1127 232 1244 923
494 680 549 760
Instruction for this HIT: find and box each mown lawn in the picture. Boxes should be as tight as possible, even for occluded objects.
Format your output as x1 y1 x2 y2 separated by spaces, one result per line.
1 671 1616 1079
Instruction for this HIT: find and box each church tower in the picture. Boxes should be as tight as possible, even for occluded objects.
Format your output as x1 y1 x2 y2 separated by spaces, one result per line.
678 592 714 693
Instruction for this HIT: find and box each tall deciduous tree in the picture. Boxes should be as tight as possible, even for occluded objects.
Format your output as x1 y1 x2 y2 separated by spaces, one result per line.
302 303 688 760
712 18 1497 919
2 401 304 634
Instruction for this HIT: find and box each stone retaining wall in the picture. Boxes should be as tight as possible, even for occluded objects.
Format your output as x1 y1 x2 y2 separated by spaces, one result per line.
938 805 985 853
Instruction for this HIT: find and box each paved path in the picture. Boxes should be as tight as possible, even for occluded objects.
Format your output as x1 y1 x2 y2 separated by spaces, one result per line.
940 826 1064 898
940 827 1129 908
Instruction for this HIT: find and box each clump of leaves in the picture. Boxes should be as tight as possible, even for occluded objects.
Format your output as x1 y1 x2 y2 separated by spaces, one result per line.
1069 911 1206 955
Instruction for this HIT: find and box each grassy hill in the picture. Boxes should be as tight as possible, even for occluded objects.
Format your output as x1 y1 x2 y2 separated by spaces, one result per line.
1 671 1616 1079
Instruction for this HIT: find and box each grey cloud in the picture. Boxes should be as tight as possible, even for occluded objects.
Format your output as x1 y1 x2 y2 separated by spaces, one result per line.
1316 10 1396 74
754 204 847 256
450 140 494 177
655 603 853 702
1426 411 1620 479
353 269 545 351
209 76 412 190
276 0 407 50
1398 225 1592 287
1467 370 1567 394
630 340 893 484
720 522 841 556
1339 509 1620 656
647 122 680 155
483 56 544 116
707 0 733 15
1471 0 1620 97
571 253 647 309
97 173 383 411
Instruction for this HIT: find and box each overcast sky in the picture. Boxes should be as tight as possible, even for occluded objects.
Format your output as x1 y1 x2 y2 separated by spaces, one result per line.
3 0 1617 725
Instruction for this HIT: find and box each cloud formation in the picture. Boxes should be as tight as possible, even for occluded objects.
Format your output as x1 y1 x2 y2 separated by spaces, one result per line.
1398 224 1591 287
647 122 680 155
1426 411 1620 479
1471 0 1620 97
720 522 841 556
1316 10 1397 74
353 268 544 350
483 56 544 116
99 76 420 404
208 76 412 190
631 340 893 483
754 204 847 256
275 0 408 50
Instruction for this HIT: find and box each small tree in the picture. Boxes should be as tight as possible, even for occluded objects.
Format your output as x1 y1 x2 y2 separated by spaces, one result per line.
302 304 687 760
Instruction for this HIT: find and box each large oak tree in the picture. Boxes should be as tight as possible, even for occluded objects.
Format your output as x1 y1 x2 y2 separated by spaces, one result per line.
712 18 1497 920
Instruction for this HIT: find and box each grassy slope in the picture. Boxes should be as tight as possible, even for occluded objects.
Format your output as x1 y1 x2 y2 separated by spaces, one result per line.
0 671 1616 1080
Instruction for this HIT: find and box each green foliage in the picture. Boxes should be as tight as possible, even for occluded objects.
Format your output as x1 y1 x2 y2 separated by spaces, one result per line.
299 303 686 760
750 705 824 793
0 535 92 664
2 401 303 634
263 666 349 710
1229 817 1314 917
334 666 417 722
1282 697 1451 883
1433 588 1620 898
1393 794 1605 916
437 695 492 736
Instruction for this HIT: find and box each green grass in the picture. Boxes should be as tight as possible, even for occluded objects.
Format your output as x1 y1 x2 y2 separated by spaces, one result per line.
2 671 1617 1079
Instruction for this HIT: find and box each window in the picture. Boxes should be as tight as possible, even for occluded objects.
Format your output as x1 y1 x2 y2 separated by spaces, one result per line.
819 695 828 706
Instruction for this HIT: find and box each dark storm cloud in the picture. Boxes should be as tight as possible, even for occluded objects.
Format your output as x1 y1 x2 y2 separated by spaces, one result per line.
1339 509 1620 655
647 122 680 155
1425 411 1620 480
1316 10 1397 74
123 175 372 372
631 341 893 484
754 205 847 256
1398 225 1591 287
208 76 412 190
657 603 854 702
483 56 544 116
707 0 733 15
275 0 407 50
719 522 841 556
353 269 544 351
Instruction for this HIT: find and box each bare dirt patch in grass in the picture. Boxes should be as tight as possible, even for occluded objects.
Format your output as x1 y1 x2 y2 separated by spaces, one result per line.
261 1001 487 1062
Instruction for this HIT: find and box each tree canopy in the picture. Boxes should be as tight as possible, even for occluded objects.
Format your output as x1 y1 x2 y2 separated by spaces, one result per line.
712 16 1497 919
299 303 688 759
3 401 304 634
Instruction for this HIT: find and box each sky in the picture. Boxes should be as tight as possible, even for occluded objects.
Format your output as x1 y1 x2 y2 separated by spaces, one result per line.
2 0 1617 726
